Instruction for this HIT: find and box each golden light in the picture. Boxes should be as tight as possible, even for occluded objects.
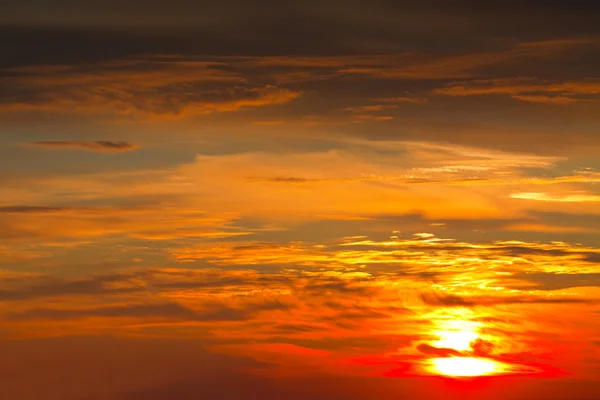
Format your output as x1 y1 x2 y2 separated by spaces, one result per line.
428 357 506 377
433 329 478 351
421 312 515 377
432 319 481 351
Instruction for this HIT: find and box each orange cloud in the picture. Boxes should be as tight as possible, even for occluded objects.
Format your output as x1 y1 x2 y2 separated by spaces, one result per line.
1 58 301 120
2 37 595 123
434 78 600 104
2 233 599 381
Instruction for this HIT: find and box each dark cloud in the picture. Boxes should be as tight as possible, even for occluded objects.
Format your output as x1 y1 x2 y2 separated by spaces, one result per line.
6 302 200 321
0 273 139 301
1 59 300 118
584 253 600 263
269 177 314 183
28 141 139 152
2 1 600 86
420 292 475 307
374 213 533 232
272 323 323 334
498 246 600 263
529 211 600 231
497 246 573 258
0 205 72 213
0 270 293 302
4 2 600 64
6 299 289 321
268 334 408 352
434 77 600 104
321 303 401 321
512 272 600 291
119 375 400 400
303 280 374 295
420 292 593 307
359 211 594 236
496 297 593 305
417 339 497 358
3 26 600 152
417 343 461 357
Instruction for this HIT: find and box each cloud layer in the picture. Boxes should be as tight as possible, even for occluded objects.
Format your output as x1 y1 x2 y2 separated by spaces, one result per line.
2 3 600 399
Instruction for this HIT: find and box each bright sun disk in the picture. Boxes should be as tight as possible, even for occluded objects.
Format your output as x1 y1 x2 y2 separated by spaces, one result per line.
429 357 506 377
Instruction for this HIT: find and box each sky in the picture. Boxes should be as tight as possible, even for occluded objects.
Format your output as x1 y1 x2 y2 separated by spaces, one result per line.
1 1 600 399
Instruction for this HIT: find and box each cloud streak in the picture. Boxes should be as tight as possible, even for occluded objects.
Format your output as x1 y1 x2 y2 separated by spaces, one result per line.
28 141 139 152
510 192 600 202
434 78 600 104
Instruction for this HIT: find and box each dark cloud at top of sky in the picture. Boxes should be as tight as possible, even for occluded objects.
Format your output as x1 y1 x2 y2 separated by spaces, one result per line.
3 0 600 68
2 2 600 155
5 0 600 30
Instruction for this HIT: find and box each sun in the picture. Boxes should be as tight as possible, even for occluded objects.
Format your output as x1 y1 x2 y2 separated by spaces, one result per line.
433 329 479 352
423 313 510 377
428 357 506 377
432 319 481 351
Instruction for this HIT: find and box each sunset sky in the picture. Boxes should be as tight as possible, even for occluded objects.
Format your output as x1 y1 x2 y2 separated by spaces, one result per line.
2 1 600 399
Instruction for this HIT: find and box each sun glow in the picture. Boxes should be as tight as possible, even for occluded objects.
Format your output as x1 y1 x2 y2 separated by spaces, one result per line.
432 319 481 351
428 357 506 377
422 313 514 377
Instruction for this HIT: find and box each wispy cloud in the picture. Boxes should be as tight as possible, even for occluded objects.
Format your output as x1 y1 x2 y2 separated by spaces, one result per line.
1 37 595 123
29 141 139 152
434 78 600 104
6 300 289 322
510 192 600 202
374 96 427 104
0 205 73 213
352 114 395 122
2 59 301 120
